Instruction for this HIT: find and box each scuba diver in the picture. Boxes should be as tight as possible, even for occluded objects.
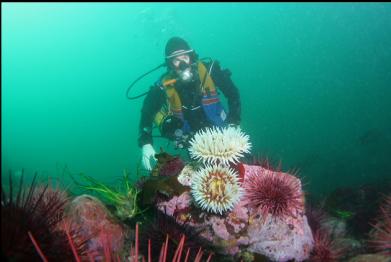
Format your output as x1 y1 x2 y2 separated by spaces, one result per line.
134 37 241 171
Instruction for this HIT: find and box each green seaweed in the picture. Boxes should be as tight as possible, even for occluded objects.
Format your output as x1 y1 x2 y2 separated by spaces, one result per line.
69 168 146 220
334 209 355 220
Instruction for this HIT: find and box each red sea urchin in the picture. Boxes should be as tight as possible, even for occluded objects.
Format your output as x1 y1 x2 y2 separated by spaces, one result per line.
1 171 87 261
138 210 216 261
242 164 304 220
369 194 391 256
309 229 346 262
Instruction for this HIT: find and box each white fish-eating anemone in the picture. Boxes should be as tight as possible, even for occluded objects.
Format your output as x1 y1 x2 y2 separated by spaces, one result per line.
191 164 243 215
188 126 251 166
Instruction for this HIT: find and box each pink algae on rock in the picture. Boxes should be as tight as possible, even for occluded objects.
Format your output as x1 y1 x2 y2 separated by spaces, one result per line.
63 194 127 258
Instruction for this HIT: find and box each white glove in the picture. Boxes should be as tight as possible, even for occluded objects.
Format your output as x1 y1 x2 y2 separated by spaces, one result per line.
141 144 157 171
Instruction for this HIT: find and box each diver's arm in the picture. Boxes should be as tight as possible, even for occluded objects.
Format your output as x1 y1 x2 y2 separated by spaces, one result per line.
138 85 166 147
210 60 241 125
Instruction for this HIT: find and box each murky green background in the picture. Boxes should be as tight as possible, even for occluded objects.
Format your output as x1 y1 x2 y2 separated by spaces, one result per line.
2 3 391 197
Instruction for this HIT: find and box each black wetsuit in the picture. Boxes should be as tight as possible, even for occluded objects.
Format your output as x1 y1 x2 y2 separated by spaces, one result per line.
137 60 241 148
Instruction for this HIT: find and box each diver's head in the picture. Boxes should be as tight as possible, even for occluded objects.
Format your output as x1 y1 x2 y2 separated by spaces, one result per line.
165 37 197 83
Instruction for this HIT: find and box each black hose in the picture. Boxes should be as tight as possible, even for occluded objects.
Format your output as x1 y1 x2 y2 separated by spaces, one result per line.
126 63 166 100
126 57 212 100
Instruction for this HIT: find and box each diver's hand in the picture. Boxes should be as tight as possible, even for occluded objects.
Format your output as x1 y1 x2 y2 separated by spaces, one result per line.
141 144 157 171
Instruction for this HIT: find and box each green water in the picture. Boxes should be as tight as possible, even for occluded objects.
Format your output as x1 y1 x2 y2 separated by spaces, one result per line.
2 3 391 197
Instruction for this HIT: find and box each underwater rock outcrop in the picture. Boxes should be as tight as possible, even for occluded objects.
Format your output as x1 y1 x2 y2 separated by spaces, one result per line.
155 164 314 262
139 127 314 261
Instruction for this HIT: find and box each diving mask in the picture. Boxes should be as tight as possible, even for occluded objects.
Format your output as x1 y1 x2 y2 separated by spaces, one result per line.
172 53 191 68
171 53 195 83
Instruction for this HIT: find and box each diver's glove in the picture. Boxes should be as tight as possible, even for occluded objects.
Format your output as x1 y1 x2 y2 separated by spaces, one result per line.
141 144 157 171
